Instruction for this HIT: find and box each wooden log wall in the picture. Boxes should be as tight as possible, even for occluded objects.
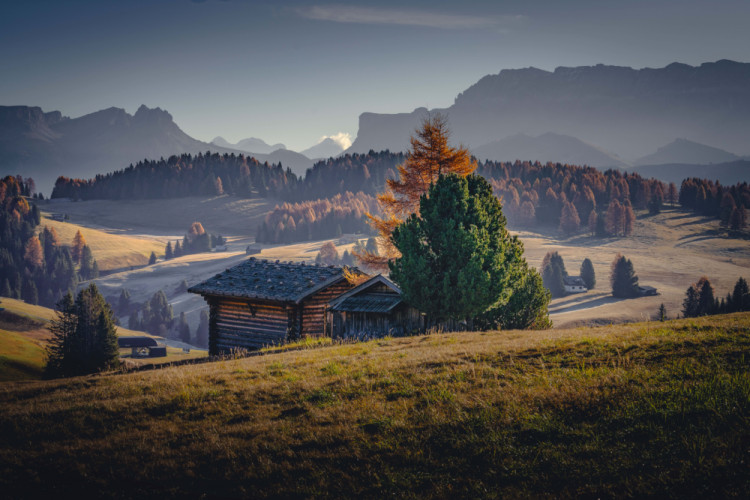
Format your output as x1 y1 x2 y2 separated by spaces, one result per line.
300 280 355 338
212 298 290 353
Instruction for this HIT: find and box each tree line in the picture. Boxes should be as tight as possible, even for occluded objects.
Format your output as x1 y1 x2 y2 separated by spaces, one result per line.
679 178 749 231
682 276 750 318
50 152 300 200
0 176 99 307
255 192 380 244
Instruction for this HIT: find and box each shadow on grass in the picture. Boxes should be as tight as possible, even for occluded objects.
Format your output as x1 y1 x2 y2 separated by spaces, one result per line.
549 294 630 315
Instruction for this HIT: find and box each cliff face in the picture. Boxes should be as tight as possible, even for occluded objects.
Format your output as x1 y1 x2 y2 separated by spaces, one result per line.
347 60 750 161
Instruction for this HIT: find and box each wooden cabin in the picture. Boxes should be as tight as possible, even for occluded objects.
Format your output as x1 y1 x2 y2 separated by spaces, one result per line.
327 275 423 340
188 258 356 355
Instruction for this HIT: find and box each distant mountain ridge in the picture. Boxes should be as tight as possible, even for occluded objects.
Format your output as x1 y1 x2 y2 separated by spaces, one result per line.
634 138 739 166
0 105 314 193
347 60 750 161
472 132 627 169
211 136 286 155
301 138 345 159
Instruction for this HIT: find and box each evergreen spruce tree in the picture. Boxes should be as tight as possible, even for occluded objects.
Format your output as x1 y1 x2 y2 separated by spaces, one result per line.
580 258 596 290
148 252 157 265
44 284 120 378
165 242 173 260
610 254 640 298
540 251 567 298
731 277 749 312
657 303 667 321
118 289 131 316
696 277 715 316
178 312 191 344
389 174 534 325
683 285 699 318
79 245 98 280
196 309 209 348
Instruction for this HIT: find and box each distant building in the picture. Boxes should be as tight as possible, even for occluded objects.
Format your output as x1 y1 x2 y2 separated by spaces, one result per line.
564 276 587 294
189 258 357 355
638 285 658 296
118 336 167 357
327 274 423 340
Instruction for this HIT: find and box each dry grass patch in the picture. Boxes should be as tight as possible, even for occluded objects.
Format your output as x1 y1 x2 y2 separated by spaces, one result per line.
40 216 166 271
0 313 748 498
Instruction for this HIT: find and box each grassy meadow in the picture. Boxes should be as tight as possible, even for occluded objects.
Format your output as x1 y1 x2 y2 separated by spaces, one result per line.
40 216 166 271
0 312 748 498
0 298 206 381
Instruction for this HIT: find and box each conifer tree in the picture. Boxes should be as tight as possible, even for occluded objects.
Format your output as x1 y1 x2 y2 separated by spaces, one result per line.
359 114 476 270
389 174 531 325
696 277 715 316
165 241 173 260
657 303 667 321
196 309 209 348
79 245 98 280
71 230 86 264
580 258 596 290
24 236 44 269
683 285 699 318
44 285 120 378
148 252 157 265
559 201 580 235
610 253 640 298
731 277 749 312
178 311 191 343
541 251 567 298
118 289 131 316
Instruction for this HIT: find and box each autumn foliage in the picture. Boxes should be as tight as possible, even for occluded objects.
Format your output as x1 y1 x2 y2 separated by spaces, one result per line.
359 114 476 270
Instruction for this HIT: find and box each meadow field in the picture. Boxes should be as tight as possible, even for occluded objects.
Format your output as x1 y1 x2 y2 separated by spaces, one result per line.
0 312 747 498
0 298 206 381
47 194 750 331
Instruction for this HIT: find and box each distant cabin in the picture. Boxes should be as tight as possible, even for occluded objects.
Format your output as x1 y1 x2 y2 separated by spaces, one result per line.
189 258 357 355
564 276 587 294
327 274 423 340
639 285 658 296
118 336 167 358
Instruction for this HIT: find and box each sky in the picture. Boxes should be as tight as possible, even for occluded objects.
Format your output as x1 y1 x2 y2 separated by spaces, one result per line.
2 0 749 151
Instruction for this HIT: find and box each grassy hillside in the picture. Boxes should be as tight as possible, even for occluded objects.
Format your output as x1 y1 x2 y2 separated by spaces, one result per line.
0 298 206 381
0 313 748 498
39 216 166 271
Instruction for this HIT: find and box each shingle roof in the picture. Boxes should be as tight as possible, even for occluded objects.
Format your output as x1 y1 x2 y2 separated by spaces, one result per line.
331 293 402 313
564 276 586 286
188 257 348 303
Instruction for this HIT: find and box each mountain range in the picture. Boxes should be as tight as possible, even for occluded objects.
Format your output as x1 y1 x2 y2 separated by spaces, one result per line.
346 60 750 163
211 136 286 155
0 105 316 193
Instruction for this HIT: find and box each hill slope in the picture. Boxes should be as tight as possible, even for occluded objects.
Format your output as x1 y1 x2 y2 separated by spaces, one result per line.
347 60 750 161
1 313 748 497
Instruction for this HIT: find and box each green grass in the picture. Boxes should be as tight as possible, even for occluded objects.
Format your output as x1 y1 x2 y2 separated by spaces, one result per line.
0 313 748 498
0 298 207 381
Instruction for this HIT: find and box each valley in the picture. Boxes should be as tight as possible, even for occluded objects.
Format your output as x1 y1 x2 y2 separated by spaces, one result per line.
35 196 750 337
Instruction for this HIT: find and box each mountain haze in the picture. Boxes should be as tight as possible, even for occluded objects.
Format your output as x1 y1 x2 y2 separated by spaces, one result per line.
211 136 286 155
472 132 627 169
300 137 345 159
347 60 750 161
634 138 740 166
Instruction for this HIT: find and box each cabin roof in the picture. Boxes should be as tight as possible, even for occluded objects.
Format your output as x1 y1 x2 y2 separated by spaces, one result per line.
118 336 159 348
564 276 586 286
331 293 403 313
329 274 404 312
188 257 351 303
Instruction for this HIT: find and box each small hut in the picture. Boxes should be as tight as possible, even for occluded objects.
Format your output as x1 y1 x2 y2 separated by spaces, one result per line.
188 258 357 355
327 275 423 339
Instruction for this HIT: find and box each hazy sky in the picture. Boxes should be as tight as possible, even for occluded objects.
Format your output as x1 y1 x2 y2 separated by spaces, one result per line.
2 0 748 151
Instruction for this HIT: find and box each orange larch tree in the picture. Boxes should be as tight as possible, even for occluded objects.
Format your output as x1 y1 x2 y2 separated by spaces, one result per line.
356 113 476 271
71 230 86 264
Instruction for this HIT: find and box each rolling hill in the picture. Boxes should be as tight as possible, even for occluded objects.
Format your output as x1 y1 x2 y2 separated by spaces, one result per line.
0 312 747 497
